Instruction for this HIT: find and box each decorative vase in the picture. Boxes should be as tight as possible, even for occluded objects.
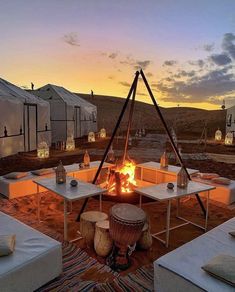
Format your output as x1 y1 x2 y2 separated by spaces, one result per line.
160 151 168 168
83 150 90 167
137 223 152 250
94 220 113 257
177 167 189 188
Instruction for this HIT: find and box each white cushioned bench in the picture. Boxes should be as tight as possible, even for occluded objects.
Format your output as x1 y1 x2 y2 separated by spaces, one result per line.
192 177 235 205
154 217 235 292
0 211 62 292
0 161 112 199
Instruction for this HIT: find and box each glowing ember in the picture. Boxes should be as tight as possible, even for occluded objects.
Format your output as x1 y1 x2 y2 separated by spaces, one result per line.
107 160 137 195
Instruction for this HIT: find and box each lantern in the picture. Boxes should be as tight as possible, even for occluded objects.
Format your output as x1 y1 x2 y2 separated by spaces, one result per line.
107 145 115 162
55 160 66 184
225 132 233 145
66 136 75 151
177 167 188 189
100 128 106 138
215 129 222 141
83 150 90 167
88 132 95 142
160 151 168 168
37 142 49 158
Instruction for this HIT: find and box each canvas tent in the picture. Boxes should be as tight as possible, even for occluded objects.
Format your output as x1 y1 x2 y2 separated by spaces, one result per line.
33 84 97 143
226 105 235 134
0 78 51 158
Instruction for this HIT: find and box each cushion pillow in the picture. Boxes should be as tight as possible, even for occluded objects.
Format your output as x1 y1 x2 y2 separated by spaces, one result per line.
202 254 235 287
31 168 54 176
229 231 235 238
3 172 27 179
0 234 16 256
199 173 219 180
211 177 231 185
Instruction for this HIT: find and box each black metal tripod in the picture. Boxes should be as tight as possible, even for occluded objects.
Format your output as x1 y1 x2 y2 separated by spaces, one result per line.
77 70 206 221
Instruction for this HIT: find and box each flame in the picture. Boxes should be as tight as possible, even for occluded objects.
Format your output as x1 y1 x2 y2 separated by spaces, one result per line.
107 159 137 195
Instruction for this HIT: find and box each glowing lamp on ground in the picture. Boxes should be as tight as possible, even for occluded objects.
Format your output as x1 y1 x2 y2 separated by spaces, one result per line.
88 132 95 142
66 136 75 151
37 142 49 158
100 128 106 138
225 132 233 145
215 129 222 141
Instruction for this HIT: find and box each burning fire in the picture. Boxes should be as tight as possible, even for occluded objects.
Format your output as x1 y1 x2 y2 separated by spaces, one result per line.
107 160 137 195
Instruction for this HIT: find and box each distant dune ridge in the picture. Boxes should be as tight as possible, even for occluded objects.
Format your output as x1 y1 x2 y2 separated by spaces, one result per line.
77 93 226 139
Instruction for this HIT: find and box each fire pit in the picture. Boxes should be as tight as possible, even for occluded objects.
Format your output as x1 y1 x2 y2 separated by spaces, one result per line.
101 159 154 203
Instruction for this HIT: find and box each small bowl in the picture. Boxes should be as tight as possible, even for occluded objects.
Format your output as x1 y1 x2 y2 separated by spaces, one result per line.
70 179 78 187
167 183 174 190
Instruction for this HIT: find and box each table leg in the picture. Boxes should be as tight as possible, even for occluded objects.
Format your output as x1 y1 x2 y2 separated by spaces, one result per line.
205 191 209 231
166 200 171 248
36 185 41 223
176 198 180 217
99 193 102 211
64 199 68 241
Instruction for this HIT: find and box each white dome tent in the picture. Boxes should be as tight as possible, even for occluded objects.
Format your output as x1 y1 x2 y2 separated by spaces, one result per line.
33 84 97 143
0 78 51 158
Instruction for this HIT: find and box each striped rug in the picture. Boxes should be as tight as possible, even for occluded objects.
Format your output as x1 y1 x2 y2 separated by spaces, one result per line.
37 241 153 292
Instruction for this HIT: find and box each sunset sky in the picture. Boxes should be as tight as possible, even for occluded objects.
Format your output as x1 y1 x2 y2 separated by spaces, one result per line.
1 0 235 109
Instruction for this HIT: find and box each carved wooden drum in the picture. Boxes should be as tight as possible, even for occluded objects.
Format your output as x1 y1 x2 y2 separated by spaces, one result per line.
109 203 146 270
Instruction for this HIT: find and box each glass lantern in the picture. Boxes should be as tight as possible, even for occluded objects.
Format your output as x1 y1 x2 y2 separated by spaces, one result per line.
215 129 222 141
66 136 75 151
83 150 90 167
37 142 49 158
56 161 66 184
100 128 106 138
225 132 233 145
88 132 95 142
160 151 168 168
177 167 188 188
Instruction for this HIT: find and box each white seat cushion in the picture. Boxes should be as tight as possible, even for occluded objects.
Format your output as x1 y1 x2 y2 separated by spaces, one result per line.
0 212 62 292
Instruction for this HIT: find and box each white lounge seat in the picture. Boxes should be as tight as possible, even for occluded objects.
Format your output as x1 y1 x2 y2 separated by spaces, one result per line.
0 211 62 292
154 217 235 292
0 161 112 199
193 177 235 205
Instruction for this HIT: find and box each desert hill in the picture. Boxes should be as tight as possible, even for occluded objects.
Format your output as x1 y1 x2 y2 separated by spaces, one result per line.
77 93 226 139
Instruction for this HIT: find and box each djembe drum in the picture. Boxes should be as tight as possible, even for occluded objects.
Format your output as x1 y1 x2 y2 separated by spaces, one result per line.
109 203 146 270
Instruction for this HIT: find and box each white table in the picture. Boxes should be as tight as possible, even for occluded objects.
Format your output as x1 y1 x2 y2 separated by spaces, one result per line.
136 161 198 184
135 181 215 247
33 177 107 241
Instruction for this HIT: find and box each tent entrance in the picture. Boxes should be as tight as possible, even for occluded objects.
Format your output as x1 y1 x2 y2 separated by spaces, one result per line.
74 106 81 138
24 103 38 151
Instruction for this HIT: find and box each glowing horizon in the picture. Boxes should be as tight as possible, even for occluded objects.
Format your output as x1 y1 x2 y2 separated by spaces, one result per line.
1 0 235 110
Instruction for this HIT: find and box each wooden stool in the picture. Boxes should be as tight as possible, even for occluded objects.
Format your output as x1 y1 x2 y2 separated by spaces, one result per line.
80 211 108 247
94 220 113 257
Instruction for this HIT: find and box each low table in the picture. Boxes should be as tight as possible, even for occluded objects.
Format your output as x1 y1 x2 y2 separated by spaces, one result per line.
33 177 107 241
135 181 215 247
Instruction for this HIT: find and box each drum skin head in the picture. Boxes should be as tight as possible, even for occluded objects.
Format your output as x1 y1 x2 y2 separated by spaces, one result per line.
111 203 146 223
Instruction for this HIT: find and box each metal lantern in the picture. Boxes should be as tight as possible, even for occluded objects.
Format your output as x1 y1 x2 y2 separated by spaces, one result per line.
66 136 75 151
88 132 95 142
37 142 49 158
177 167 188 189
100 128 106 138
56 161 66 184
225 132 233 145
160 151 168 168
215 129 222 141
